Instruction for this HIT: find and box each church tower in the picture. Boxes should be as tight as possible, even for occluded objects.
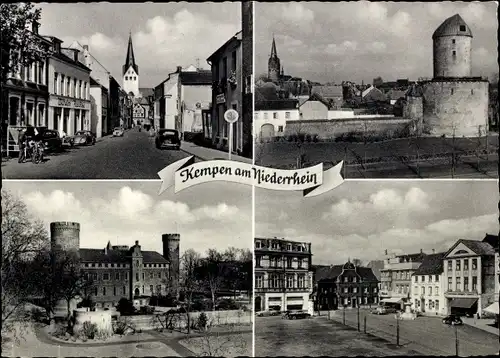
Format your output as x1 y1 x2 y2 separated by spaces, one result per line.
123 33 139 97
268 36 281 82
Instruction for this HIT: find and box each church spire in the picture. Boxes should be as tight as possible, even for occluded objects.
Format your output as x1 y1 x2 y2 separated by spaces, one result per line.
271 35 278 58
123 32 138 75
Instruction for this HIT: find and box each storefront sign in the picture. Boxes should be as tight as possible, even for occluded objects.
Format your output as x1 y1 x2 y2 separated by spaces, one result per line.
216 94 226 104
50 96 90 110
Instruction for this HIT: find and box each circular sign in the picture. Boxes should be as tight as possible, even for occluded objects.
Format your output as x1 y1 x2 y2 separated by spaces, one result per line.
224 109 239 124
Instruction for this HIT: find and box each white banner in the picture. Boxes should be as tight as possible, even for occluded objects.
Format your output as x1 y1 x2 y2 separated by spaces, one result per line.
158 156 344 197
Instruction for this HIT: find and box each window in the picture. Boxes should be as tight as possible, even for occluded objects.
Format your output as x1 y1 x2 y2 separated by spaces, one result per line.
459 25 466 32
447 261 452 271
278 126 284 132
103 273 109 280
421 276 425 282
464 260 469 271
142 285 144 293
456 277 461 291
61 75 65 95
157 272 161 278
66 77 70 96
255 256 261 267
125 76 128 80
287 257 293 268
256 275 263 288
452 39 456 44
452 50 456 57
435 275 439 282
93 273 98 280
286 275 294 288
150 285 154 293
125 272 128 280
414 276 417 282
429 287 432 296
115 273 119 280
344 277 348 283
464 277 469 291
142 273 145 280
54 73 58 94
156 285 161 294
435 286 439 295
103 287 106 296
298 275 305 288
298 258 303 269
122 286 126 295
344 287 348 293
95 287 98 296
451 89 454 95
448 277 452 290
422 287 425 295
472 259 477 270
285 112 290 119
472 276 477 290
73 79 77 97
113 287 116 296
456 260 461 271
263 112 268 120
353 287 358 293
136 273 139 281
150 272 153 279
273 112 278 119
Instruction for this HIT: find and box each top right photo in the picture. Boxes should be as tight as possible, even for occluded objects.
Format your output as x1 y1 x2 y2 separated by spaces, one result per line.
254 1 498 179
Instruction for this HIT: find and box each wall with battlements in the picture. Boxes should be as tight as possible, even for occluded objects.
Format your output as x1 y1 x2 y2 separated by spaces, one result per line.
50 221 80 253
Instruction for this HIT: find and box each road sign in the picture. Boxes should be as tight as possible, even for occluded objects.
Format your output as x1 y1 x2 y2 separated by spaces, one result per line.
224 109 239 124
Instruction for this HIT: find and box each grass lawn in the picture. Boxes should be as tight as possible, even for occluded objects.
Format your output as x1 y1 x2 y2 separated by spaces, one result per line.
179 331 252 357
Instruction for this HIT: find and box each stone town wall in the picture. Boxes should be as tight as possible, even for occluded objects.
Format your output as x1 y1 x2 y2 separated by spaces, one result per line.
284 117 415 140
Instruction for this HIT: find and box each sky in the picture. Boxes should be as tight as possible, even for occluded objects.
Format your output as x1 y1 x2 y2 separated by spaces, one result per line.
3 180 251 257
255 1 498 84
37 2 241 88
255 180 499 266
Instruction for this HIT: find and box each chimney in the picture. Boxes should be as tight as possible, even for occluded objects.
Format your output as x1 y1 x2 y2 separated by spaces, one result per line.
104 246 107 255
176 66 182 73
73 49 80 62
83 45 89 51
31 20 40 34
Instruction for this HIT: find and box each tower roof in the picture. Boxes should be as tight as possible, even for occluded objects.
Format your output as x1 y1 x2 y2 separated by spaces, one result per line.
432 14 473 39
123 32 139 75
270 36 278 58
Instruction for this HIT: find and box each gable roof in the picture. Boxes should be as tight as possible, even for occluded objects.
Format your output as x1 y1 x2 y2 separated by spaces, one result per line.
313 264 378 283
79 248 169 264
311 85 343 99
445 239 497 257
179 70 212 85
255 99 298 111
207 31 242 62
300 93 330 109
413 252 446 276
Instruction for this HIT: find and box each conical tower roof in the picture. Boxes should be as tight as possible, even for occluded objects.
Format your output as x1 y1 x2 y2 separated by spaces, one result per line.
432 14 473 39
123 32 139 75
270 36 278 58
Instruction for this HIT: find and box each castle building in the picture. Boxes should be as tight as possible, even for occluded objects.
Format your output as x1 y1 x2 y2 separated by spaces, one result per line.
50 222 180 309
254 237 314 313
314 261 380 310
122 33 140 98
406 14 489 137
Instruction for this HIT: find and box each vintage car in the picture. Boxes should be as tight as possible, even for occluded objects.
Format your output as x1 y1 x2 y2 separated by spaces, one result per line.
442 315 463 326
282 310 311 320
155 129 181 150
36 127 63 152
113 127 124 137
73 130 96 146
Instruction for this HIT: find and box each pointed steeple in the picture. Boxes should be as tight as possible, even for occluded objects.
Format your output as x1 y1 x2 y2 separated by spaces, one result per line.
270 35 278 58
123 32 138 75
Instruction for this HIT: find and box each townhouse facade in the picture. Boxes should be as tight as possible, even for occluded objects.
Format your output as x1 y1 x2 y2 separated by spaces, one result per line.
46 39 91 137
254 237 314 313
314 261 380 310
411 253 447 316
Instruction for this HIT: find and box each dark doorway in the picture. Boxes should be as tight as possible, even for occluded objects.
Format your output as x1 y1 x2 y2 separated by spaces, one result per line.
255 296 262 312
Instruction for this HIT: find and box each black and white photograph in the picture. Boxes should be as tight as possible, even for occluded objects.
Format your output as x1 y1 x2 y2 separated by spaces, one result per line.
254 180 499 356
254 1 498 178
1 1 253 180
1 181 252 357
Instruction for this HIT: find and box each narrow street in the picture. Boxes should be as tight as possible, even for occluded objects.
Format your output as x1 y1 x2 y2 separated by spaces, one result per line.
1 128 191 179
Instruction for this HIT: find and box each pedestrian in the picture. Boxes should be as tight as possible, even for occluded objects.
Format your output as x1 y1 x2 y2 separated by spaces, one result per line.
18 129 26 163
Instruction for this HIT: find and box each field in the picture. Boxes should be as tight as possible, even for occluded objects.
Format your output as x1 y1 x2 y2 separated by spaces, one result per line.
255 135 498 178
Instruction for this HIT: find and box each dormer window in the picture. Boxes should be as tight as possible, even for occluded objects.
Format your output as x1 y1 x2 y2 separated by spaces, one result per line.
459 25 466 32
287 244 292 251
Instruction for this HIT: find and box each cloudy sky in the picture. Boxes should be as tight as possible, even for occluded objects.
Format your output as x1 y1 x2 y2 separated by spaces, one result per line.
255 1 498 84
3 180 251 256
38 2 241 87
256 180 498 266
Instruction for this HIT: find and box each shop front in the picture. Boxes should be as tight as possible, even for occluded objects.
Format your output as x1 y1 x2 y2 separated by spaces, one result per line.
48 96 91 136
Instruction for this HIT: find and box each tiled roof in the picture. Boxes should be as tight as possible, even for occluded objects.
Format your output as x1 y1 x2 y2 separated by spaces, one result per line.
305 93 331 109
79 248 169 264
366 260 384 281
433 14 472 39
396 252 426 262
179 70 212 85
458 240 497 256
313 264 379 282
311 85 343 99
413 252 446 275
255 85 279 101
255 99 298 111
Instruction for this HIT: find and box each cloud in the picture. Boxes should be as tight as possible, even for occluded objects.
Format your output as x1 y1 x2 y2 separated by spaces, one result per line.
366 41 387 54
281 3 315 24
324 41 358 56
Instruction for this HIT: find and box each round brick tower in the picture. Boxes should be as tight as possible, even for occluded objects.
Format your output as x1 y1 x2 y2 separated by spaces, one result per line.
162 234 180 297
50 221 80 255
432 14 472 78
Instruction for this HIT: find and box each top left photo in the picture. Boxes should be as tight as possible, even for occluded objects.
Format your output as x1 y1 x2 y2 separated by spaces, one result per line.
1 1 253 180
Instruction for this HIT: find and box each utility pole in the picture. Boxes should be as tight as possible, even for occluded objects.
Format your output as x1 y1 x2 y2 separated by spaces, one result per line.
357 304 360 332
455 324 459 357
396 314 400 346
364 315 367 333
343 305 346 325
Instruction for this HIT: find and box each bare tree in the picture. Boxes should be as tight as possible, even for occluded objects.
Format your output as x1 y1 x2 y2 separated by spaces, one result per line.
201 249 227 312
180 249 202 334
1 189 48 332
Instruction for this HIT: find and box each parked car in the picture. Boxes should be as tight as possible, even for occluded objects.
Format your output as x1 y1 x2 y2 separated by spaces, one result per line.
442 315 463 326
256 310 281 317
374 306 399 315
113 127 124 137
61 135 74 147
283 310 311 320
37 128 62 152
155 129 181 150
73 130 96 146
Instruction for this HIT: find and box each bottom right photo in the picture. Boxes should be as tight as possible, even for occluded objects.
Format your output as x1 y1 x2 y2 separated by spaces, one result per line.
254 180 499 357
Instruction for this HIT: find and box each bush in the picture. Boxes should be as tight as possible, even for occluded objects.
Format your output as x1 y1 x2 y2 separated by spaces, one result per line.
216 299 240 311
30 306 47 323
305 134 312 142
191 298 211 312
51 324 68 338
113 318 129 335
139 306 155 315
81 321 98 340
197 312 208 330
77 296 96 311
116 298 135 316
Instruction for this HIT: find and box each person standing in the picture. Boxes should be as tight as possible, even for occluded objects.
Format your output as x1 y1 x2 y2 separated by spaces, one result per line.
18 129 26 163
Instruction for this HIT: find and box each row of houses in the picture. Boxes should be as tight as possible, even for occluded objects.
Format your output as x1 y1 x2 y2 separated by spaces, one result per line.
152 3 253 159
2 19 133 152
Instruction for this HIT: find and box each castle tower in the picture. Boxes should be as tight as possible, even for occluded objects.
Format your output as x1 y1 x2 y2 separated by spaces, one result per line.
268 36 281 82
123 32 139 97
130 240 143 299
162 234 180 298
50 222 80 256
432 14 473 78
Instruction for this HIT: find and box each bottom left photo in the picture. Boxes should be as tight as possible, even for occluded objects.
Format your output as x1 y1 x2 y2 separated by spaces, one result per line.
1 180 253 357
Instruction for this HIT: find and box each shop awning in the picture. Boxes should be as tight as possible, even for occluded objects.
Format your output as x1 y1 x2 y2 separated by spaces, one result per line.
381 298 402 304
450 298 478 309
483 302 499 315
